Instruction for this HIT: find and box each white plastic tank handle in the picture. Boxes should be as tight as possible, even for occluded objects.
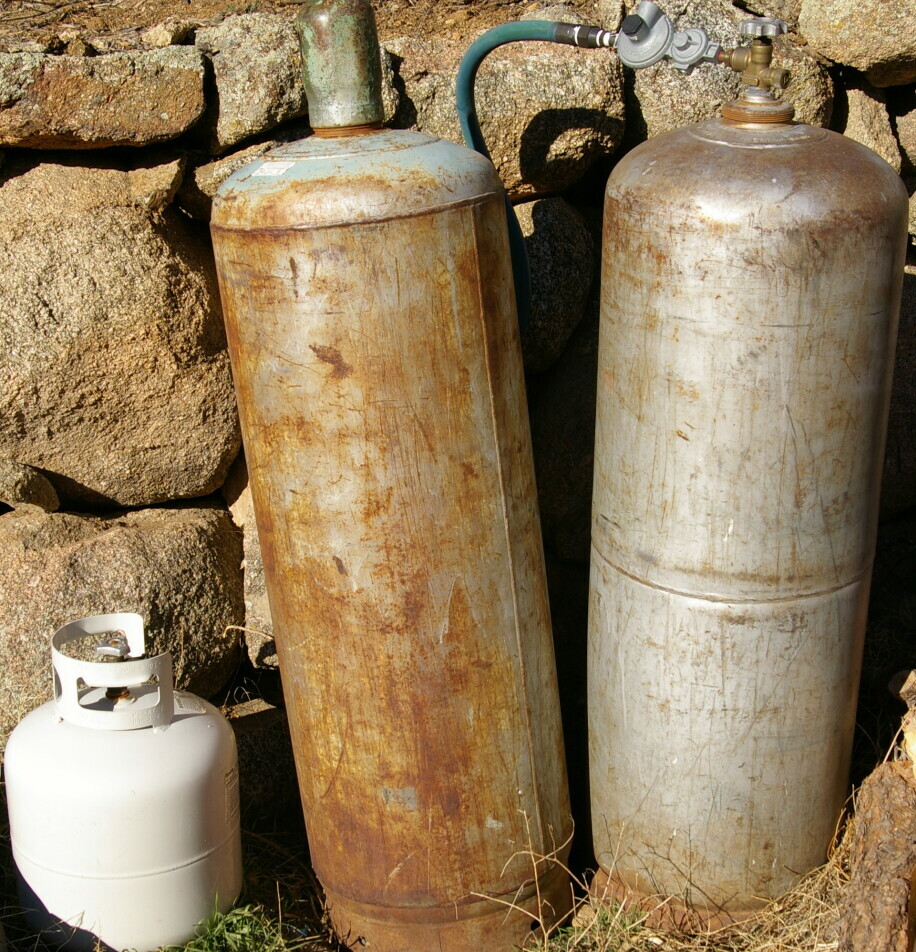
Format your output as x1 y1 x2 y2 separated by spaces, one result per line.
51 613 174 731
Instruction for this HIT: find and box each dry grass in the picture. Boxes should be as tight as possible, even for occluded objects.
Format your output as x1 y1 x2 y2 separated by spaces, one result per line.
0 794 854 952
531 820 852 952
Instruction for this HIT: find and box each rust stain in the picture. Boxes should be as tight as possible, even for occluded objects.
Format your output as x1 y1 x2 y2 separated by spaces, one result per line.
309 343 353 379
674 378 699 401
590 120 906 920
212 193 571 948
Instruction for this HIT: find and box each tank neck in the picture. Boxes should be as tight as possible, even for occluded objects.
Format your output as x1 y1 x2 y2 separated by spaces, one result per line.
722 87 795 124
311 122 385 138
295 0 385 132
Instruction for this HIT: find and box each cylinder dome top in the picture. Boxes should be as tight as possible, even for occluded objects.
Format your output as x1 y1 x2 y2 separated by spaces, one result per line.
294 0 385 131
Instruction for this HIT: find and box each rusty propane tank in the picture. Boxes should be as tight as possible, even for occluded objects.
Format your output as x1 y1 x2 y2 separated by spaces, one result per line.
588 20 909 923
210 1 572 949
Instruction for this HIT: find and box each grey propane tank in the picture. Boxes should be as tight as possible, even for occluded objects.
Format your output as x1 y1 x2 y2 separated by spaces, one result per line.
588 29 909 920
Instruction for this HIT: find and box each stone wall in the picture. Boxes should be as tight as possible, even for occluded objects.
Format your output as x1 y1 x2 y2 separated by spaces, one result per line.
1 0 914 767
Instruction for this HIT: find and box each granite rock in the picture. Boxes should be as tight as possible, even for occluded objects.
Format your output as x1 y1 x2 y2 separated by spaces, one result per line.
223 457 277 670
839 79 902 172
0 505 244 748
0 459 58 512
0 159 240 508
195 14 308 154
517 197 595 374
0 47 206 148
799 0 916 87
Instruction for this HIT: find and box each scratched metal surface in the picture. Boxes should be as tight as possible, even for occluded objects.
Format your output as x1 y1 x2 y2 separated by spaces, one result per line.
295 0 384 130
212 130 571 950
588 117 909 914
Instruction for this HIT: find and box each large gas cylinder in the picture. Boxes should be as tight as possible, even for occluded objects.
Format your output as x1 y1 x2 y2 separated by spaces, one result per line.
4 613 242 951
589 87 909 920
209 2 571 949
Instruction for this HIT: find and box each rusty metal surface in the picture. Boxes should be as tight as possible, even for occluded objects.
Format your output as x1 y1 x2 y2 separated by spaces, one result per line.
212 131 571 950
589 117 908 914
211 129 503 232
295 0 384 129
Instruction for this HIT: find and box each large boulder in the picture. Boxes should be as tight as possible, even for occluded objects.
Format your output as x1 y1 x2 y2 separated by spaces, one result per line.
0 158 240 508
0 48 206 148
195 14 308 154
517 197 595 374
799 0 916 87
838 80 902 173
0 505 244 749
385 17 625 199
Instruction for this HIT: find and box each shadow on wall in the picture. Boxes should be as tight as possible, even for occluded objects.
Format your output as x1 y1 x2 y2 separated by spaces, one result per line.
519 108 625 194
387 52 418 131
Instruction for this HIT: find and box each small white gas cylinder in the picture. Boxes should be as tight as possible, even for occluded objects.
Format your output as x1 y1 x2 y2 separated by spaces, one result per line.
3 613 243 951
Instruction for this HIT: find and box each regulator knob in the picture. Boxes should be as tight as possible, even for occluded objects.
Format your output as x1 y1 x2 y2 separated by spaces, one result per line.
621 13 645 36
739 17 788 37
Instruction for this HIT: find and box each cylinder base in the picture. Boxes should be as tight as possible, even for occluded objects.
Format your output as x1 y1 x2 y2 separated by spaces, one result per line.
588 867 760 932
325 862 572 951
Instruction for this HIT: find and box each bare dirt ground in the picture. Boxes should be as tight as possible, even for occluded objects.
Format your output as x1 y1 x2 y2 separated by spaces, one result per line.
0 0 602 46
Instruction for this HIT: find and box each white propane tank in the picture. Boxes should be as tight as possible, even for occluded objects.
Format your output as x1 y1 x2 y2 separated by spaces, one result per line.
3 613 243 951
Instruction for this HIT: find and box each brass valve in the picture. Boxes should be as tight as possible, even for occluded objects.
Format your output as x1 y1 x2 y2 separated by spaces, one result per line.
718 18 791 94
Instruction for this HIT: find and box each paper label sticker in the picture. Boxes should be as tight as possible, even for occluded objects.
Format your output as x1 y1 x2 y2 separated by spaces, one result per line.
252 161 295 177
174 692 205 714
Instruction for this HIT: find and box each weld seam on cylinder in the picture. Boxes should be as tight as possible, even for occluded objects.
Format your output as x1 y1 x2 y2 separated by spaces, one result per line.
470 209 546 849
323 861 567 924
210 192 502 235
591 546 872 604
13 834 239 880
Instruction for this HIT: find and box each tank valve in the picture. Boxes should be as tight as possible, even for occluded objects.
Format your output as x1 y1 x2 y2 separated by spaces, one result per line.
94 630 133 702
718 18 791 93
95 631 130 660
718 17 794 121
